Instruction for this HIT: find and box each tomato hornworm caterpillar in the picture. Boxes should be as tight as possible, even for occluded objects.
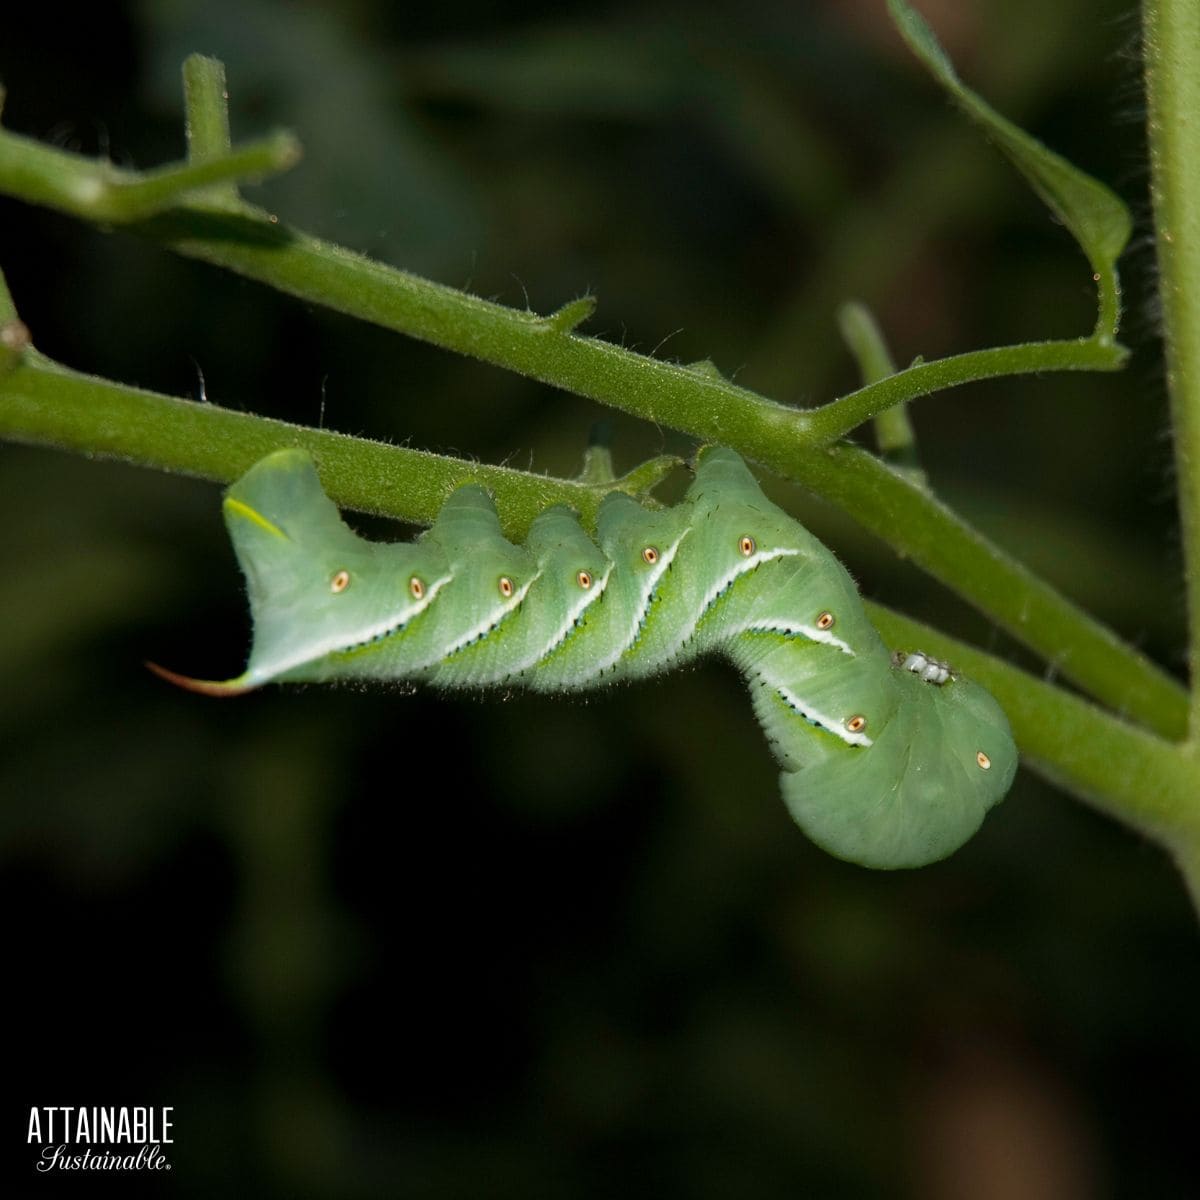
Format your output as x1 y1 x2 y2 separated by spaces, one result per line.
154 446 1017 869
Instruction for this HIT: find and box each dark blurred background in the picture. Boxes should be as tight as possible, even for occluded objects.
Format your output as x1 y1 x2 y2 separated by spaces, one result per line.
1 1 1195 1196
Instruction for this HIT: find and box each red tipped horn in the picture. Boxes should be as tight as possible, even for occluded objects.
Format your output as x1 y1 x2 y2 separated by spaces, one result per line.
145 661 258 697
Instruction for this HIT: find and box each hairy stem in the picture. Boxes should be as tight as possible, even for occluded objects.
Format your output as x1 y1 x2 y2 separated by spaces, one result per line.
1145 0 1200 743
183 54 234 162
0 335 1184 736
827 305 1183 740
0 129 300 223
0 356 663 538
182 54 241 208
1 158 1172 727
0 65 1180 735
133 204 813 447
792 444 1188 740
803 337 1127 447
0 114 1124 451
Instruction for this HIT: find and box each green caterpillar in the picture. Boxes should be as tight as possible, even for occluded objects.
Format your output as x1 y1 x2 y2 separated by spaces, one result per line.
156 446 1017 869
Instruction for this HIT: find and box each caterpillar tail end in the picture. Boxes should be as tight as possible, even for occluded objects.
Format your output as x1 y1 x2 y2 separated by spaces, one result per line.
145 661 258 697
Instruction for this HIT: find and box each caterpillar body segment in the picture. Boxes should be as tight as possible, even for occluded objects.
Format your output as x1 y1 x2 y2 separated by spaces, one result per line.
172 445 1017 868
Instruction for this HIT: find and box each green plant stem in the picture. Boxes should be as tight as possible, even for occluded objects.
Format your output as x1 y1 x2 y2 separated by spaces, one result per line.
136 204 812 447
0 118 1127 451
0 127 299 223
86 201 1133 452
1145 0 1200 743
804 337 1127 446
0 355 665 538
795 443 1188 739
0 320 30 375
827 302 1183 736
0 102 1180 734
183 54 234 162
867 603 1200 905
185 200 1125 461
838 300 922 479
182 54 241 207
0 342 1185 738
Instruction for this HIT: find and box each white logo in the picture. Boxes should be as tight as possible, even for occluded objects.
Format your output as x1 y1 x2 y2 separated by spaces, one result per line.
26 1107 173 1172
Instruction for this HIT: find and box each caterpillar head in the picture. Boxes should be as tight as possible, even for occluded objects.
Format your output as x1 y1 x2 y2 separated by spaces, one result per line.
780 669 1018 869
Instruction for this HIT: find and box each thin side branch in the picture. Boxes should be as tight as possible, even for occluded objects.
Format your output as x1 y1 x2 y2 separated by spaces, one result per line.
182 54 241 208
0 125 299 223
838 300 922 479
804 338 1128 447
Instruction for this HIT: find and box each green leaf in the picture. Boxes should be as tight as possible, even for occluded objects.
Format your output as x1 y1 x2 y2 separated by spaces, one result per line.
888 0 1132 335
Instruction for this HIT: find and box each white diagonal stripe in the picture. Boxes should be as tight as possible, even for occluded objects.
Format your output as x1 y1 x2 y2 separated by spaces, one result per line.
250 572 452 683
587 529 690 676
775 684 873 747
441 571 542 660
521 564 614 674
653 547 801 662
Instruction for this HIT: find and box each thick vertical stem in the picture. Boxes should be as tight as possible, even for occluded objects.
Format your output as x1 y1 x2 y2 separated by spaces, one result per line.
1145 0 1200 742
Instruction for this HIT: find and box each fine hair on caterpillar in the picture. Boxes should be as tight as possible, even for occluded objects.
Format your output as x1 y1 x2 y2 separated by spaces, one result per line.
152 445 1017 870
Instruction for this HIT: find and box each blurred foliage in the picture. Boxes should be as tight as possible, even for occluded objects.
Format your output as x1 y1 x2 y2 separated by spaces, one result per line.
0 0 1195 1196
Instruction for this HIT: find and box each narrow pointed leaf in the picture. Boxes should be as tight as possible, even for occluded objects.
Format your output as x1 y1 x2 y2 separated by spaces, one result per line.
889 0 1132 280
